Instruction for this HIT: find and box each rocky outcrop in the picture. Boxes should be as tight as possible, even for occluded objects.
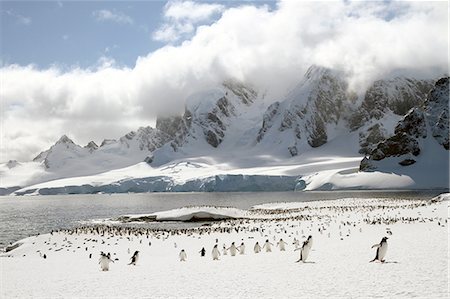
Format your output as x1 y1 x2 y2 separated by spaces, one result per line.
360 77 449 171
158 81 258 150
257 66 351 154
350 78 434 130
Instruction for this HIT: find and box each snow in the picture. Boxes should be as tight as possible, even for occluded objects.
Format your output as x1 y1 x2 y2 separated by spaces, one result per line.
1 194 448 298
118 206 249 222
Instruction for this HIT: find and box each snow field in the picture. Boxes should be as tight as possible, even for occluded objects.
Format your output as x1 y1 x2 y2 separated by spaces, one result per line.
1 196 448 298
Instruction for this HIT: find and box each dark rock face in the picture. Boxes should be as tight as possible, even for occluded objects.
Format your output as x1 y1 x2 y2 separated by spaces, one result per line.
350 78 434 130
359 124 387 155
425 77 449 150
399 159 416 166
370 133 420 161
257 66 349 151
360 77 449 170
307 116 327 148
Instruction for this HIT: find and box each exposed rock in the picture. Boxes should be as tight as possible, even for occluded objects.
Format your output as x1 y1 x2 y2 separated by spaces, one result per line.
394 108 426 138
399 159 416 166
359 123 387 155
370 133 420 161
288 146 298 157
84 141 98 152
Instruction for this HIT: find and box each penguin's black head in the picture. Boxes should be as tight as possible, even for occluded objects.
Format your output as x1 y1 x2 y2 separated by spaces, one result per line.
382 237 388 241
308 235 312 240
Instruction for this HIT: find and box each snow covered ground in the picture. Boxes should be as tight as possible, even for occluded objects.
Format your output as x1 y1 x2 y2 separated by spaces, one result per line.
1 194 448 298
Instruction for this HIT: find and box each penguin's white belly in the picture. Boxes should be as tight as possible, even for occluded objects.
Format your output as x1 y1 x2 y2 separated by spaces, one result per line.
280 243 286 251
378 243 388 260
230 248 237 256
100 258 109 271
212 249 220 260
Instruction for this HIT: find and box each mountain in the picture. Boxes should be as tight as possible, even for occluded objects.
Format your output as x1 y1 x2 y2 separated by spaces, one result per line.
31 127 171 175
360 77 449 171
256 66 354 156
1 69 447 195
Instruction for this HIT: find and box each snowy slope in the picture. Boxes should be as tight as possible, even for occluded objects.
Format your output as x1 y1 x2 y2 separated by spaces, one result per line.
1 70 447 194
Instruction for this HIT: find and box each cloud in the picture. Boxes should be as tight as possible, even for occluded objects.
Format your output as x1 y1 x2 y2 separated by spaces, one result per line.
1 0 448 162
153 0 224 42
92 9 134 25
5 10 32 25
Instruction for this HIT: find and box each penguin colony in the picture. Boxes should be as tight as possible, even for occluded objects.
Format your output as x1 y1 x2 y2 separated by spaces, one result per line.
11 198 445 271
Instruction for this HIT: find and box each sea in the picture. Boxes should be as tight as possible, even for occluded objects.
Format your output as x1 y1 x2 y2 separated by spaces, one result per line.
0 190 443 250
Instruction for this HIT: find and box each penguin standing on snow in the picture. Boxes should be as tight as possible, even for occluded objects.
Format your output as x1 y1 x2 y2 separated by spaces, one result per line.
227 242 239 256
295 235 313 263
179 249 187 261
277 238 287 251
254 242 261 253
128 250 139 265
262 239 274 252
370 237 388 263
99 252 114 271
222 244 228 256
238 242 245 255
212 244 221 260
199 247 206 257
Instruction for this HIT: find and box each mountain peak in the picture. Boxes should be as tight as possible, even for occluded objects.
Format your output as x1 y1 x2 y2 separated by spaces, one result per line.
56 135 74 145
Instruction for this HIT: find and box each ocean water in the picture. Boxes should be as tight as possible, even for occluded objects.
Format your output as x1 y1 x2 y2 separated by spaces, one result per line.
0 190 442 249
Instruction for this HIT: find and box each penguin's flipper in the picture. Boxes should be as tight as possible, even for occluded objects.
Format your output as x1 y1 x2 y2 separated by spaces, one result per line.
371 244 380 248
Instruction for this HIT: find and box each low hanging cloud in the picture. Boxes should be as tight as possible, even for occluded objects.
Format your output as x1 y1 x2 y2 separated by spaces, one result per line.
1 0 448 162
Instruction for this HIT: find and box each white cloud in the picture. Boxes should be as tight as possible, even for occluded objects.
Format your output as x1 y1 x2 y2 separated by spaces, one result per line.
1 0 448 162
92 9 134 25
153 0 224 42
5 10 32 25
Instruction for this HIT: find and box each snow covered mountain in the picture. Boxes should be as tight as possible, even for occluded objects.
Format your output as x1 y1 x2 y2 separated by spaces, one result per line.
32 126 171 174
360 77 449 172
1 68 447 195
256 66 354 156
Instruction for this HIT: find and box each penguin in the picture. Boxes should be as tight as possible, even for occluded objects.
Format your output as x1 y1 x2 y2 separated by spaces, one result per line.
238 242 245 255
295 235 313 263
99 252 113 271
199 247 206 257
262 239 274 252
292 238 300 249
277 238 287 251
179 249 187 261
128 250 139 265
370 237 388 263
222 244 228 256
212 244 221 260
254 242 261 253
227 242 239 256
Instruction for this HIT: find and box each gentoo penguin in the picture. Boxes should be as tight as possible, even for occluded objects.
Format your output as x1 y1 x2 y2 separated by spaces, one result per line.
128 250 139 265
254 242 261 253
277 238 287 251
238 242 245 255
179 249 187 261
227 242 239 256
99 252 113 271
212 244 221 260
199 247 206 257
370 237 388 263
262 239 274 252
295 235 313 263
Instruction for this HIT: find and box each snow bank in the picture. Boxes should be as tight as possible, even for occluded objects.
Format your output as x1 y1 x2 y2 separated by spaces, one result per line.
117 206 248 222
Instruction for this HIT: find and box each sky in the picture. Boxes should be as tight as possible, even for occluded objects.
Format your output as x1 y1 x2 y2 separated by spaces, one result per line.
0 0 448 162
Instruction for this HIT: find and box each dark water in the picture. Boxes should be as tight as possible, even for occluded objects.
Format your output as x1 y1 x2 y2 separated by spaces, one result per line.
0 190 442 248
